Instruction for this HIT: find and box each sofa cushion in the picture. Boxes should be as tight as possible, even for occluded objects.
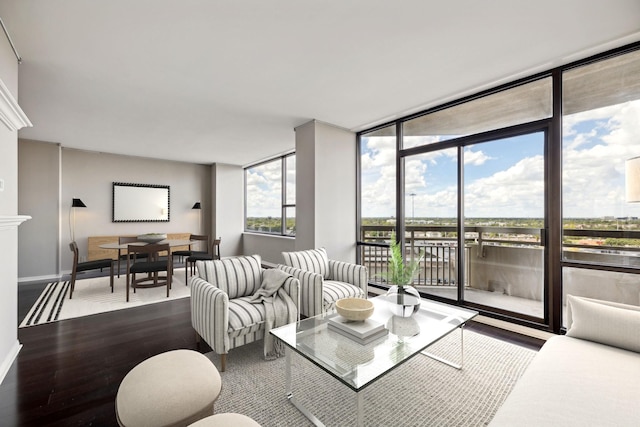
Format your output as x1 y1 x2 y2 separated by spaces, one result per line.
489 335 640 426
282 248 330 279
566 295 640 353
196 255 262 299
227 296 265 338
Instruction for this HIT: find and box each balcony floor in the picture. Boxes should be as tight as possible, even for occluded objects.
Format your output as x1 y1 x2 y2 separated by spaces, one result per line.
415 286 544 319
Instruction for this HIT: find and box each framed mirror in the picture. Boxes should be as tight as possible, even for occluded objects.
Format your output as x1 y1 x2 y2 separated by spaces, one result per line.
112 182 170 222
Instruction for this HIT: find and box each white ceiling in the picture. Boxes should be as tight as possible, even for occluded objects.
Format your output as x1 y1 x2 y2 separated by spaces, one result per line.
1 1 640 166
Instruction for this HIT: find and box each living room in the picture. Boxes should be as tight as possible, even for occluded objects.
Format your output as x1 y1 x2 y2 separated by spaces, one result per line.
2 2 640 426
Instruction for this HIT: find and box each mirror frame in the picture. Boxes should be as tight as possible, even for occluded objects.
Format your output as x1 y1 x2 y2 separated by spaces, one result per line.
112 182 170 223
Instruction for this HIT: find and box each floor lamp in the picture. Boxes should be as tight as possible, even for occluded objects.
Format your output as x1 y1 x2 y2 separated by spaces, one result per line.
70 198 86 242
192 202 202 234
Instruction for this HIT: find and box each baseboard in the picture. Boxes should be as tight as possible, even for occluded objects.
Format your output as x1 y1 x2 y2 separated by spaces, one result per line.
18 274 62 284
0 340 22 385
474 315 555 341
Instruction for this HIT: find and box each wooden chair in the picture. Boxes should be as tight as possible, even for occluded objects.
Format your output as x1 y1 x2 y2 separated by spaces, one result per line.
126 243 172 302
117 236 147 278
69 241 114 299
185 237 221 285
171 233 194 267
181 235 210 282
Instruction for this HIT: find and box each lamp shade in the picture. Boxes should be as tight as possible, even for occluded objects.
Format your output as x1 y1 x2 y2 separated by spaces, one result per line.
72 198 87 208
625 157 640 203
192 202 201 209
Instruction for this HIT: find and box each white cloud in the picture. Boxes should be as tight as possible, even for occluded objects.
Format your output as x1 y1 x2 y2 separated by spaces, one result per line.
361 137 398 217
246 162 283 217
464 148 492 166
465 155 544 217
563 100 640 217
404 158 426 193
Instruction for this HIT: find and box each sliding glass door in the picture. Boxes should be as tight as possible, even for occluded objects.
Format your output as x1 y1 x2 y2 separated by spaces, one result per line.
358 44 640 331
462 133 545 318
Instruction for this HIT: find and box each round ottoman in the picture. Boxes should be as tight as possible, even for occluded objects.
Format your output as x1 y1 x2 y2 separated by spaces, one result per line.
188 413 261 427
116 349 222 427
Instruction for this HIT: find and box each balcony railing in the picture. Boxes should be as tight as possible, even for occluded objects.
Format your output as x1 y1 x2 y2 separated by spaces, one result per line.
360 224 640 319
360 224 640 291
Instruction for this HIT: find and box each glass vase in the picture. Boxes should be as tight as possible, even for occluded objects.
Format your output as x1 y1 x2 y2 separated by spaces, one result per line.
386 285 421 317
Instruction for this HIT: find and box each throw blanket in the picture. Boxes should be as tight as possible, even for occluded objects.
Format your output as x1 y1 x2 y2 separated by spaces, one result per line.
250 269 297 360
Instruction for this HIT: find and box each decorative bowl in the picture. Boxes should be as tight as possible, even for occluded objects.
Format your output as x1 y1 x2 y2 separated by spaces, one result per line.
335 298 374 322
137 233 167 244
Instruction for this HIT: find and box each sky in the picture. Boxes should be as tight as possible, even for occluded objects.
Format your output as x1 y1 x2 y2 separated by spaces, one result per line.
244 99 640 220
361 99 640 219
245 156 295 218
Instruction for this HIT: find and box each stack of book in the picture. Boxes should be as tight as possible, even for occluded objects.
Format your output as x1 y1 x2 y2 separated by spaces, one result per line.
328 316 389 345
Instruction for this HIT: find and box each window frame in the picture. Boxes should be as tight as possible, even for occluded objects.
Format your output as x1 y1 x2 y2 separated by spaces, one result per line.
356 41 640 334
244 152 296 237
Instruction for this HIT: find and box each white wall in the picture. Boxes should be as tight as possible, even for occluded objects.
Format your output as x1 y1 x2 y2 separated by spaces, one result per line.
18 140 60 279
212 163 244 257
294 121 316 251
17 143 213 279
59 148 211 273
242 233 295 265
0 34 25 384
294 120 357 262
314 121 357 263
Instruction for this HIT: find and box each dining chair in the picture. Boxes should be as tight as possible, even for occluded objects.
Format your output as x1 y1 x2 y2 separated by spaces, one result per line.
179 234 208 279
126 243 172 302
117 236 147 278
170 233 198 267
185 237 221 285
68 241 115 299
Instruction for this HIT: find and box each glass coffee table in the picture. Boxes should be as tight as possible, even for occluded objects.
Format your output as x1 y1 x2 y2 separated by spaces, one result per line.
270 294 478 426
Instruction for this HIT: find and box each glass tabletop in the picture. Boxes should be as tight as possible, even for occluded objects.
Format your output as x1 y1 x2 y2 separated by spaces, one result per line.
270 295 478 392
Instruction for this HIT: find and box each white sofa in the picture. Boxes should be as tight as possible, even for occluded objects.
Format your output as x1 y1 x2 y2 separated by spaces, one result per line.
490 295 640 427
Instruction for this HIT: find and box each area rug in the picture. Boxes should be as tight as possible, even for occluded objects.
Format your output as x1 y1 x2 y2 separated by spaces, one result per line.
210 329 537 426
20 268 190 327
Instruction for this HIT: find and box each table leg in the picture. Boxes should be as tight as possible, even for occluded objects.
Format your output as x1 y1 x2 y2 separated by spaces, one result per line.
285 347 326 427
117 249 122 278
356 391 364 427
421 324 465 370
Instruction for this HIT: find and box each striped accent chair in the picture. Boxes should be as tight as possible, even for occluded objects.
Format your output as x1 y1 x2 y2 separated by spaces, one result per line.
190 255 299 372
278 248 368 318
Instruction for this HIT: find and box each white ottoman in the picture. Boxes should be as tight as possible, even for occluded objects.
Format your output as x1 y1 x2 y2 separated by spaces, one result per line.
116 349 222 427
189 413 261 427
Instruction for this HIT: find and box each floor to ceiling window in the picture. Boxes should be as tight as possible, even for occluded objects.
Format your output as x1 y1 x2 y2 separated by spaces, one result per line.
358 42 640 332
561 48 640 327
359 124 397 282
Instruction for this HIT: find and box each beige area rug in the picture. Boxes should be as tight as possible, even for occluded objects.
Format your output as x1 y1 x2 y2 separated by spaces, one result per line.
210 329 537 426
20 268 190 327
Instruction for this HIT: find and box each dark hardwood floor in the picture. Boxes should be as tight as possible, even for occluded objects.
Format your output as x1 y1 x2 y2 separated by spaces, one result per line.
1 283 544 427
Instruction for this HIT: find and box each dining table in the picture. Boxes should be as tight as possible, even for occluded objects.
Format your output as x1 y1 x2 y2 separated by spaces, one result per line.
99 239 196 277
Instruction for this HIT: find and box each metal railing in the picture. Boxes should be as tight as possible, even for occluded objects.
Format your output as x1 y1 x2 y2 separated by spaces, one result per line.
361 225 473 288
359 224 640 289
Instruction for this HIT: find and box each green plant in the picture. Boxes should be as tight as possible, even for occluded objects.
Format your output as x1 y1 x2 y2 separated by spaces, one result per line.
382 232 425 287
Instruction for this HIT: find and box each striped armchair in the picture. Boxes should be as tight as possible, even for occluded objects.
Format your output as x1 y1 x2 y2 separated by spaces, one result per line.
277 248 368 318
190 255 299 371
